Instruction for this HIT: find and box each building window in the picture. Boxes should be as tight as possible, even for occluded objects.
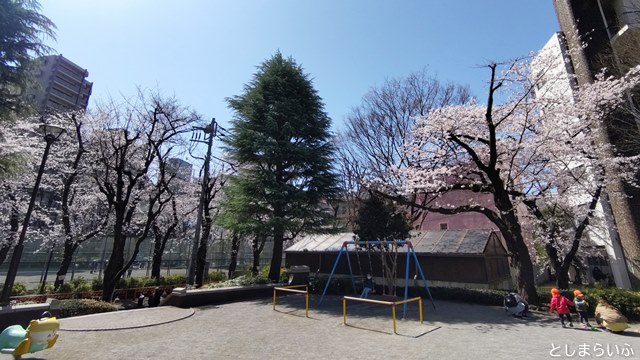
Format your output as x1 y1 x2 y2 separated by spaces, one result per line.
439 223 448 230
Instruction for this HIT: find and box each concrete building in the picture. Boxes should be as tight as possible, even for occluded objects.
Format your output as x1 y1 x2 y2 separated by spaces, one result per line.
532 32 631 288
24 54 92 112
554 0 640 287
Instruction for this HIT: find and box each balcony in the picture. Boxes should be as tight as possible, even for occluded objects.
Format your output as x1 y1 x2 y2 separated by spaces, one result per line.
47 89 76 108
51 77 82 95
54 66 85 86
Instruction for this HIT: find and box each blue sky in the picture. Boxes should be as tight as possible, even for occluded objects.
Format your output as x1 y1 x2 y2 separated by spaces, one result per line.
41 1 559 132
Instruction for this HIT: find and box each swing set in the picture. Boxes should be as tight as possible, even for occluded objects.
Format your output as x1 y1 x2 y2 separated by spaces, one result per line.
318 239 435 316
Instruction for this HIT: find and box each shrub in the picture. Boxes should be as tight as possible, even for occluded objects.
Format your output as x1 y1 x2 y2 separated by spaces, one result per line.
124 276 144 289
0 282 29 297
120 276 162 289
70 277 91 293
205 271 227 283
158 274 187 286
11 282 28 296
257 266 270 278
91 277 103 291
55 299 118 318
537 285 640 320
279 268 290 284
582 287 640 321
206 274 273 288
58 282 73 293
40 283 55 294
56 277 92 298
426 287 505 306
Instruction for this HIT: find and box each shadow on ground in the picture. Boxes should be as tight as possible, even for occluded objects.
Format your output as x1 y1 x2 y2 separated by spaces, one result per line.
267 293 565 330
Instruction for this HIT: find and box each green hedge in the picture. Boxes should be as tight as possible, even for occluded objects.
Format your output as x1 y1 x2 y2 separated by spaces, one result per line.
425 287 505 306
431 286 640 320
55 299 118 318
538 286 640 321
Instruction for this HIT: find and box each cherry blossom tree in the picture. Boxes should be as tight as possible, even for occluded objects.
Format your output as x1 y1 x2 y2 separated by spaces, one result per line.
39 111 112 289
0 116 54 266
150 181 197 279
393 55 640 302
86 90 199 301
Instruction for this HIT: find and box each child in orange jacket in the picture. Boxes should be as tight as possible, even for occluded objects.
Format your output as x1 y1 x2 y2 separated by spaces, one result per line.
550 288 575 328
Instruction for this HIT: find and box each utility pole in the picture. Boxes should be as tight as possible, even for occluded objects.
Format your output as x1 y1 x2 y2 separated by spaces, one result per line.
187 118 216 286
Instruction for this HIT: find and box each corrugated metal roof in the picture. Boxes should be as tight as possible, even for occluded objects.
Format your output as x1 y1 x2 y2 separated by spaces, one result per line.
411 229 493 254
286 230 496 254
285 233 355 252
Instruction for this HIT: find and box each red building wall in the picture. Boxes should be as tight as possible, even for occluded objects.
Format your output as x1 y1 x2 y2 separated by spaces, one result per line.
414 190 498 231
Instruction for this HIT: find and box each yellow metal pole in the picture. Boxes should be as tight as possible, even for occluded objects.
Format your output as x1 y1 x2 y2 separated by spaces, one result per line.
343 297 347 325
392 304 397 335
305 292 309 318
419 297 423 324
273 288 276 311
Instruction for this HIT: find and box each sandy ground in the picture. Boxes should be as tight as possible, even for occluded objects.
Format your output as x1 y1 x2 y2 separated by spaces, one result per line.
12 294 640 360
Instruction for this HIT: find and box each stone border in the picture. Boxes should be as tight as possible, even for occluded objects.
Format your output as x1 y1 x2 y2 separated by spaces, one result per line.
162 284 277 308
59 307 196 331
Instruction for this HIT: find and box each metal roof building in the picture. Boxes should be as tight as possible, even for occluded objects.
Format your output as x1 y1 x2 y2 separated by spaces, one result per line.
285 230 512 290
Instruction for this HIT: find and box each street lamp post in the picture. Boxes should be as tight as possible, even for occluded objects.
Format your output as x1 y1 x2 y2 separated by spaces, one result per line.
1 124 65 305
39 238 57 294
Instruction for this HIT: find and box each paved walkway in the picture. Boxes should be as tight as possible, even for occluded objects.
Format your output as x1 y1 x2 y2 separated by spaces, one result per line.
14 295 640 359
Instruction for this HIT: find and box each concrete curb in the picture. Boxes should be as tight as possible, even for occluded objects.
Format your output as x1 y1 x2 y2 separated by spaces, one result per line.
59 306 195 331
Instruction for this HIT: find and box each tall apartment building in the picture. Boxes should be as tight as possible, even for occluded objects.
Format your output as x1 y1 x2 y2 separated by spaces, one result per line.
554 0 640 287
24 54 93 112
533 32 632 288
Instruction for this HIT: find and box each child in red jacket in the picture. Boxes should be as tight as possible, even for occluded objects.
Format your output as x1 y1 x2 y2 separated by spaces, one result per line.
550 288 575 328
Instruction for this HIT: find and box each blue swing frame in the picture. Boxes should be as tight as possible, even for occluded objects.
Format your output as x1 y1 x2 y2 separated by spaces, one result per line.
317 240 436 315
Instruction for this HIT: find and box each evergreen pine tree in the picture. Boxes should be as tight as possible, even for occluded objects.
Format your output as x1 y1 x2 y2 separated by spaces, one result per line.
222 52 339 281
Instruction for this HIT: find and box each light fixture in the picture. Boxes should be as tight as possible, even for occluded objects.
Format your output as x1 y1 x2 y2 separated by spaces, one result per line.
39 123 66 140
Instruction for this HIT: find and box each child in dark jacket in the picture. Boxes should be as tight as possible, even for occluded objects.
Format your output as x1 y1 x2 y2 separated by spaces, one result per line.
550 288 575 328
573 290 591 328
360 274 374 298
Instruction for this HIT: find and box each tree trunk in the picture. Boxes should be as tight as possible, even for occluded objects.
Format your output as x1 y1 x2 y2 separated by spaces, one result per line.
54 242 79 289
556 268 571 289
543 240 567 289
511 238 539 304
494 192 539 304
151 200 179 279
268 224 284 282
228 233 240 279
252 248 260 275
556 233 585 289
151 229 163 279
572 257 584 285
101 215 126 302
251 236 266 275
